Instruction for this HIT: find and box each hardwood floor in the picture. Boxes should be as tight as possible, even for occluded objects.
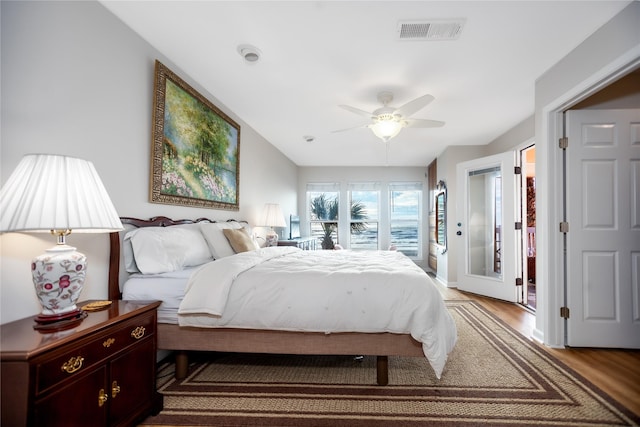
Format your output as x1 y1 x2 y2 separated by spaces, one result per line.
439 286 640 417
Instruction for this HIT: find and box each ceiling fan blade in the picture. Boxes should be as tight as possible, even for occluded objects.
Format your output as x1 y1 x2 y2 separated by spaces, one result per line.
332 124 370 133
338 104 374 118
406 118 445 128
395 94 435 117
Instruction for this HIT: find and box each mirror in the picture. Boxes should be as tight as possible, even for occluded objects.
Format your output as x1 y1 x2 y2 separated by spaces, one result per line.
467 166 502 278
435 180 447 253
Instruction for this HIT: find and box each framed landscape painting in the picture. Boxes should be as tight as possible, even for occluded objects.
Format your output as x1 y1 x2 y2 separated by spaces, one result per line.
150 60 240 210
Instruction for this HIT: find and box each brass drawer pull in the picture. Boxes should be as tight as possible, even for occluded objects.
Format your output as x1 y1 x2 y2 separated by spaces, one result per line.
61 356 84 374
112 380 121 398
131 326 146 339
98 388 108 407
103 337 115 348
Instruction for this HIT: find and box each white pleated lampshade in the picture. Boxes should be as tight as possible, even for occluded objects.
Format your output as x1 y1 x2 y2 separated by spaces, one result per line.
0 154 123 233
260 203 287 228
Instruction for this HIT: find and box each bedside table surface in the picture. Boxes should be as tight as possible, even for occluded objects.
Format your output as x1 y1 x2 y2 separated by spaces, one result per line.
278 237 317 250
0 300 161 360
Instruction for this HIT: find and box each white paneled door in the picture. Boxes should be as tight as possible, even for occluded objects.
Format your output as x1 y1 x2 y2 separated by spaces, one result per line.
456 151 518 302
565 109 640 348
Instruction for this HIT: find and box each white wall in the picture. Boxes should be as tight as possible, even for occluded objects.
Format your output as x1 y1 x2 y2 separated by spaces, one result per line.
298 167 430 270
0 1 298 324
485 115 535 156
435 145 488 286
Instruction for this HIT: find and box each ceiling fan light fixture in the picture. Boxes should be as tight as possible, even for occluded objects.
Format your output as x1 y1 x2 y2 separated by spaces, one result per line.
371 114 405 142
335 91 443 142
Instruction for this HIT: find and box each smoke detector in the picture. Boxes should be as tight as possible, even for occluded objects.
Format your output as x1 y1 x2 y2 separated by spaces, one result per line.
237 44 261 63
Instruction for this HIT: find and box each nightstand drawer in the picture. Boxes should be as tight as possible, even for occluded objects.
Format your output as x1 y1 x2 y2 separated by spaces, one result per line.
35 312 156 394
105 310 156 350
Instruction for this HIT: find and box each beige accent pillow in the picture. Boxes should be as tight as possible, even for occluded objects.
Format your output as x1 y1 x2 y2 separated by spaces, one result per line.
223 227 259 253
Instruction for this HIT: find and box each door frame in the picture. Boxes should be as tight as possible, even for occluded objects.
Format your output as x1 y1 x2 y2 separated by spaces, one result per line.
520 144 536 309
540 54 640 348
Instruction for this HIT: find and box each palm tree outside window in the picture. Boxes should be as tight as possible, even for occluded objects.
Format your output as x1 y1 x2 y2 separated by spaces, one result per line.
307 183 370 250
309 192 369 250
309 192 339 249
349 187 378 250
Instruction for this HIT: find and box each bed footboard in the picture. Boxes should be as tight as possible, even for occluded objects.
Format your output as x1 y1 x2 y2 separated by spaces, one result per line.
172 350 390 385
159 324 423 385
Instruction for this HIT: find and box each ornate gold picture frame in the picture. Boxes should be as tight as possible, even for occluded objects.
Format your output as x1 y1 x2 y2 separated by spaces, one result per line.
150 60 240 210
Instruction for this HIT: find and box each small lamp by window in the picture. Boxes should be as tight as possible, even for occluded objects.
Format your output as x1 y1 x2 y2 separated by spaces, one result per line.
0 154 123 331
259 203 286 246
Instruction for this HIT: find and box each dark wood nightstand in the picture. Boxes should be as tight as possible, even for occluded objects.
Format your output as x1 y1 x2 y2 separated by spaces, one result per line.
1 300 163 427
277 237 317 250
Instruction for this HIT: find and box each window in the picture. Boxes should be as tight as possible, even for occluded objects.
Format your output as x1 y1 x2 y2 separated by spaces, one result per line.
306 181 423 259
349 183 379 250
307 183 340 250
389 183 422 258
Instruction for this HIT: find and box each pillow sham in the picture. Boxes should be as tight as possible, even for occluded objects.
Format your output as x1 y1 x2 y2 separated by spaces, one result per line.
126 224 213 274
223 227 260 253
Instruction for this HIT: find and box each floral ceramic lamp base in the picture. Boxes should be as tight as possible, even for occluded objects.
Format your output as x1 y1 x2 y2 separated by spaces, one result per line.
265 228 279 247
31 244 87 330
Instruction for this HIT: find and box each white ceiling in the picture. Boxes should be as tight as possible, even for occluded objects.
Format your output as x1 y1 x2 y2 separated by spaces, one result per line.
101 1 631 167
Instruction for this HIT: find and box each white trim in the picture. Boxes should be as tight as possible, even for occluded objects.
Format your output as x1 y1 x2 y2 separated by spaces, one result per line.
539 109 566 348
347 182 382 191
512 137 536 153
306 182 340 192
388 181 423 191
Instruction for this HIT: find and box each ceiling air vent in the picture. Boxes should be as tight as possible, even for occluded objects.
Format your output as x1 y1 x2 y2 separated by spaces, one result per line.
397 20 465 41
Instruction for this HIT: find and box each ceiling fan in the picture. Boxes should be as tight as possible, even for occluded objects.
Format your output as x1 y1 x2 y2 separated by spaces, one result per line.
335 91 445 142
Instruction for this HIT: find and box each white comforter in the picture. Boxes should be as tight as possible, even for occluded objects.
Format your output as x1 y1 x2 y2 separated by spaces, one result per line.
178 247 457 378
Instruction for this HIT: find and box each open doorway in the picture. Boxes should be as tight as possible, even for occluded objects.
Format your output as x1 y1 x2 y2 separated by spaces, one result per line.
522 145 536 310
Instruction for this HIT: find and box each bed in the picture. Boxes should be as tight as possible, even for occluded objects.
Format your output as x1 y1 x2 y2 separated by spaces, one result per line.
108 216 457 385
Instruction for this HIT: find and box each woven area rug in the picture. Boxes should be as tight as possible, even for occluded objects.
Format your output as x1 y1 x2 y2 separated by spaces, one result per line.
140 300 639 426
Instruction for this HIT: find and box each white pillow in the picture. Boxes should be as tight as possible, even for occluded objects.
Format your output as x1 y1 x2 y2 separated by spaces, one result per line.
199 221 245 259
123 234 141 273
125 224 213 274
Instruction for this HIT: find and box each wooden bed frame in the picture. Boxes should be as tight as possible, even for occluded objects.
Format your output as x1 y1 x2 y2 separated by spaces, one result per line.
108 216 424 385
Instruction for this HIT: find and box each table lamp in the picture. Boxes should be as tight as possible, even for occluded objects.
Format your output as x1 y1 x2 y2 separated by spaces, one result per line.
260 203 286 246
0 154 123 330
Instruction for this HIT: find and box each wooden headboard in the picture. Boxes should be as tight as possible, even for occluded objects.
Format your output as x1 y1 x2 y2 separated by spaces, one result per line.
107 216 242 301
